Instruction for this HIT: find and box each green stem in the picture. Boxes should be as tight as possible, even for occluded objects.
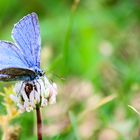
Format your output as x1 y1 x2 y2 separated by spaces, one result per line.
36 107 42 140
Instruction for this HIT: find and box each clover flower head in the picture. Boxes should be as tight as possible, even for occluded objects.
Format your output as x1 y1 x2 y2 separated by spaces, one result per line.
10 76 57 112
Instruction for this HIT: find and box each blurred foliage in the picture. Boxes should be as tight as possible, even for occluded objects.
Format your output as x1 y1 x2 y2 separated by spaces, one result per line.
0 87 20 140
0 0 140 140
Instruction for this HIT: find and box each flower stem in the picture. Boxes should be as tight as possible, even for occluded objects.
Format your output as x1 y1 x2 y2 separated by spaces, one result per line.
36 107 42 140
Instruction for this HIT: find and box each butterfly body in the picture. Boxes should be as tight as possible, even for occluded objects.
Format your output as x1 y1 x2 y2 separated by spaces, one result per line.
29 66 44 80
0 13 44 82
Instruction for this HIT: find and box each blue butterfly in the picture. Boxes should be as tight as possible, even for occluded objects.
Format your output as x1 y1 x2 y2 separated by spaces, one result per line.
0 13 44 81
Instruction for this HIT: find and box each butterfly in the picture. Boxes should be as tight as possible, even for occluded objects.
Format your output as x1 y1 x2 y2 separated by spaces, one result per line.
0 13 44 81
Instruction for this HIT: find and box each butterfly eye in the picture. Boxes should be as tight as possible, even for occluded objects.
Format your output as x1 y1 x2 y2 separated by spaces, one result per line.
37 70 44 77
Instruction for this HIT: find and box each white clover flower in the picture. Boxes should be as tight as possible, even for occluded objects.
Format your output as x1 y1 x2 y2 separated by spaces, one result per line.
10 76 57 112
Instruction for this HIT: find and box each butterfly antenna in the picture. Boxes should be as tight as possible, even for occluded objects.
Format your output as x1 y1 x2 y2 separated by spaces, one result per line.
43 68 65 81
52 73 65 81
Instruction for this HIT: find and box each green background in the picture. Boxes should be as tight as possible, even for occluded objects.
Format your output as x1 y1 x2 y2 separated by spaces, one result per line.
0 0 140 139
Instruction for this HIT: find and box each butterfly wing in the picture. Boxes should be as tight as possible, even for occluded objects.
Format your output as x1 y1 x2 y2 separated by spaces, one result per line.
12 12 41 67
0 41 35 81
0 74 10 81
0 68 36 81
0 12 41 81
0 41 29 69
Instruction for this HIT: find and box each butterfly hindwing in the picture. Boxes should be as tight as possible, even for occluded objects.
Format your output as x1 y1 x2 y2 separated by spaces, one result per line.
0 41 36 81
0 68 36 81
0 74 10 81
0 74 30 81
0 41 29 70
12 12 41 67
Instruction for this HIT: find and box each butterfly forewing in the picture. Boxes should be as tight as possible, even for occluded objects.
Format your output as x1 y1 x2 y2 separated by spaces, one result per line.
12 13 41 67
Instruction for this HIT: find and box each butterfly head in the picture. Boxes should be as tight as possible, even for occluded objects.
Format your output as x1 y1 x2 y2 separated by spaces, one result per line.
34 67 45 78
